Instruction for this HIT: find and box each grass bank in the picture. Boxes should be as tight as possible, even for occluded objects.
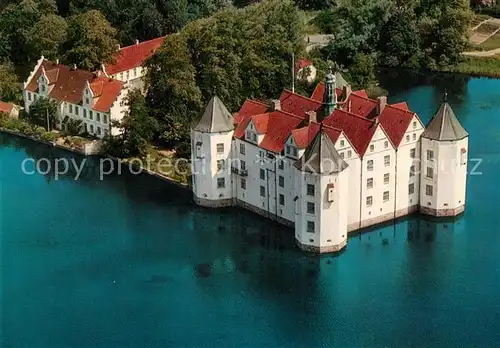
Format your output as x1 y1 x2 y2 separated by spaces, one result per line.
442 56 500 78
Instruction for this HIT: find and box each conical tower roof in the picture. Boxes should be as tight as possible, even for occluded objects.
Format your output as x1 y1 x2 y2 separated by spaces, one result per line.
335 71 349 90
422 102 468 141
294 127 348 174
193 96 234 133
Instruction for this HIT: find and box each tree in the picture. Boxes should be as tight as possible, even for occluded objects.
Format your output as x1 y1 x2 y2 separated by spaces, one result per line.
347 53 376 90
29 14 68 60
103 89 158 157
0 60 22 103
28 96 58 130
62 10 119 70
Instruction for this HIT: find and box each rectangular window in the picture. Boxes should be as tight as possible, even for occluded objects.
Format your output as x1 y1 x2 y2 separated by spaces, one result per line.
370 144 374 152
216 143 224 153
96 113 101 122
383 191 389 202
340 152 345 159
103 114 107 124
75 106 79 116
279 194 284 205
426 167 434 178
367 160 374 171
85 98 90 105
384 173 389 184
286 145 291 155
413 133 416 140
246 131 251 140
83 109 87 118
426 185 433 196
241 160 246 171
97 127 101 136
292 147 298 157
279 176 284 188
260 186 265 197
278 160 284 170
340 140 345 147
307 202 315 214
241 178 246 189
90 124 94 133
252 133 257 142
409 183 415 195
240 143 245 155
259 151 264 158
217 159 225 171
427 150 434 160
89 110 93 120
28 92 32 101
406 135 410 142
217 178 225 188
366 196 373 207
384 141 388 148
307 221 315 233
384 155 390 167
260 169 265 180
347 150 352 158
367 178 373 189
410 148 416 158
413 121 417 129
69 104 73 113
307 184 315 196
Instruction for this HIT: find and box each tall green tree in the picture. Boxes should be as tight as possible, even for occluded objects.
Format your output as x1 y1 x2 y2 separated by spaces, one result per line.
0 60 22 103
29 14 68 60
28 96 58 130
62 9 119 70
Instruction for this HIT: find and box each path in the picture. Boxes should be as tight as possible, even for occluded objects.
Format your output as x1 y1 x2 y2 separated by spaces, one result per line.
462 47 500 57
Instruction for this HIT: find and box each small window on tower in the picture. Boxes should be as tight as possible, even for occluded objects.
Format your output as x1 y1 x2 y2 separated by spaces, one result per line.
427 150 434 160
260 186 265 197
410 148 416 158
410 165 415 177
292 147 298 157
307 202 315 214
307 221 315 233
216 143 224 153
409 183 415 195
279 194 285 205
383 191 389 202
241 178 246 189
260 169 265 180
307 184 315 196
217 178 225 188
426 185 433 196
252 134 257 142
279 175 284 187
426 167 434 178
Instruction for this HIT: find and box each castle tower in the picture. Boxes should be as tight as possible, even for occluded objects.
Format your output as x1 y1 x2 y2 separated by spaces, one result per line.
419 96 469 217
293 127 349 253
323 68 337 117
191 96 235 207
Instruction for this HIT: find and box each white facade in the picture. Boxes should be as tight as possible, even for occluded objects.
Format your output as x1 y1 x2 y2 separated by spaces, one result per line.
191 96 469 254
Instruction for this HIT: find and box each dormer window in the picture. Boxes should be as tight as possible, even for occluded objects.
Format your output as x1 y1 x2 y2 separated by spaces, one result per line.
340 140 345 147
85 97 90 105
86 89 89 95
252 134 257 142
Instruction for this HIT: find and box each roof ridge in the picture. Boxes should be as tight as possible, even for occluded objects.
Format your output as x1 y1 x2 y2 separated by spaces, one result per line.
120 36 166 50
337 108 376 123
383 103 416 115
282 89 323 104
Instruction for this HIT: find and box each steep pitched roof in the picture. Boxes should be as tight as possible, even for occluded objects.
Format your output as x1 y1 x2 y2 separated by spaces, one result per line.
391 102 409 111
296 58 313 72
104 36 165 75
323 109 378 157
234 99 268 124
259 111 303 153
294 128 348 174
25 60 124 112
377 105 416 148
194 96 234 133
343 92 377 117
280 89 323 118
0 101 14 114
422 102 468 141
310 82 343 102
291 122 341 149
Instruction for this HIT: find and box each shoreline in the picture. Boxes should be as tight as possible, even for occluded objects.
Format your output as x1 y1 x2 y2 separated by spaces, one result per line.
0 128 190 191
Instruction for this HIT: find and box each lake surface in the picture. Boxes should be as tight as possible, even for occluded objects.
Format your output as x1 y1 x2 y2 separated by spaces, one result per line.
2 72 500 347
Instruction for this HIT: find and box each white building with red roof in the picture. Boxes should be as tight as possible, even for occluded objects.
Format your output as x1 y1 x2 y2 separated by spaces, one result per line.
191 70 469 254
0 101 20 118
102 37 165 91
295 58 317 83
22 56 128 138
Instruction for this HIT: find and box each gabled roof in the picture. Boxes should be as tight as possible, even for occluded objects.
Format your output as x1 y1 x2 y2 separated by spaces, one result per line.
291 122 341 149
259 111 303 153
25 60 124 112
0 101 14 114
104 36 165 75
234 100 268 124
279 89 322 118
378 105 416 148
294 128 348 174
193 96 234 133
391 102 409 111
310 82 343 102
422 102 468 141
323 109 378 157
343 92 377 118
296 58 313 72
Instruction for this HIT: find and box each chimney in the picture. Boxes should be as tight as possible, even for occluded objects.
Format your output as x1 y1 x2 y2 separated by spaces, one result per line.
342 85 352 100
71 64 77 70
135 39 139 45
306 110 317 124
270 99 281 111
56 59 59 65
377 96 387 115
347 99 352 113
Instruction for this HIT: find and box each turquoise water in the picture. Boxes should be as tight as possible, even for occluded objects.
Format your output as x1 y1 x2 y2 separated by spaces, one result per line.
2 73 500 347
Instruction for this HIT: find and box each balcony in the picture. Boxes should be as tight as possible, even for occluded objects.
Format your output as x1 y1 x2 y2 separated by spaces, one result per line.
231 166 248 177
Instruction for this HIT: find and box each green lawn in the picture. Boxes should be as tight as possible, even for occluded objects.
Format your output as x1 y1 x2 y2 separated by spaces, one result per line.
478 33 500 50
446 56 500 78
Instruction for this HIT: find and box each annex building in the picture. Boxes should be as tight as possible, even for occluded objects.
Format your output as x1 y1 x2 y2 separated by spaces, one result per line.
190 71 469 254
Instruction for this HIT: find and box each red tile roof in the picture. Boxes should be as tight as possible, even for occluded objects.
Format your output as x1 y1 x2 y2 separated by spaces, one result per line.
296 58 313 72
291 122 341 149
26 60 124 112
280 89 322 118
252 113 270 133
104 36 165 75
323 109 378 157
234 99 268 124
391 102 409 111
377 105 416 147
0 101 14 114
342 92 377 118
259 111 303 153
310 81 343 102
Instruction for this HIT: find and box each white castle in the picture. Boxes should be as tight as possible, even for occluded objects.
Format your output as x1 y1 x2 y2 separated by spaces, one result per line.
190 71 469 253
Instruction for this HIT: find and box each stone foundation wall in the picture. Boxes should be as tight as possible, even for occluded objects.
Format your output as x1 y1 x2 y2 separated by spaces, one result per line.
420 205 465 217
236 199 294 228
395 204 420 218
296 239 347 254
194 195 235 208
